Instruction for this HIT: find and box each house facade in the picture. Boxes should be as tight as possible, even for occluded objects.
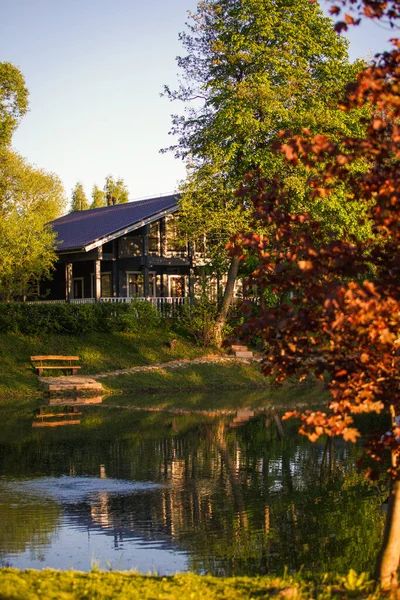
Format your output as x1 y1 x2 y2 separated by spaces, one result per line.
42 194 198 303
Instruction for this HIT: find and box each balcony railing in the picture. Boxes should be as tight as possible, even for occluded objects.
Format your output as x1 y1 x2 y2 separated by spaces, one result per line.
28 296 188 316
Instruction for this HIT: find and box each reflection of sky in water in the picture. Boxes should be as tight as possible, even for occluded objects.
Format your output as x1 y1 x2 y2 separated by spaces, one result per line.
6 526 188 573
1 476 188 574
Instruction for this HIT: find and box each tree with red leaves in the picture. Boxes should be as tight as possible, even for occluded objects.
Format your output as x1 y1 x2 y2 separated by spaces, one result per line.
236 1 400 590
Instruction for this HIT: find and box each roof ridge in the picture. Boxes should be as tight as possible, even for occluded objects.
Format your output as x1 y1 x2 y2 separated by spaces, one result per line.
66 193 179 218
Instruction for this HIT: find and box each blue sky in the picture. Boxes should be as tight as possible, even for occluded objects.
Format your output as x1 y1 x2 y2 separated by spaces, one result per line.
1 0 396 205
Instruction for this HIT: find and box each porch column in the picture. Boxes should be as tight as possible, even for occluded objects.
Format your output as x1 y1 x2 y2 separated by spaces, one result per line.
94 259 101 302
143 226 150 297
143 267 150 297
65 263 73 303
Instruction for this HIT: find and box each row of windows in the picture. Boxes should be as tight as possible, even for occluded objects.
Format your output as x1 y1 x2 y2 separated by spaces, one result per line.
72 272 186 299
119 217 188 258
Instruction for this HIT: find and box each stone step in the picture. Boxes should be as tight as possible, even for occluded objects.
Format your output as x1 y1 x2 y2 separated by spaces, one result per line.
235 351 253 359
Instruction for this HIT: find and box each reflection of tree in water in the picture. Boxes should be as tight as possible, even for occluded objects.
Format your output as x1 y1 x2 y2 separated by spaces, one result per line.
182 413 386 576
0 487 61 565
0 407 387 575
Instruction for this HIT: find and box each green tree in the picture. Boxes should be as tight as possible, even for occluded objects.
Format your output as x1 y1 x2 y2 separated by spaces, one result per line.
0 149 67 300
104 175 129 205
71 181 89 211
164 0 367 344
91 184 106 209
0 62 29 147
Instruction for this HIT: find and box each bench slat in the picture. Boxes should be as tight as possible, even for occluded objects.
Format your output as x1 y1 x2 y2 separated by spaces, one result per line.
33 366 81 370
32 420 81 428
31 356 79 361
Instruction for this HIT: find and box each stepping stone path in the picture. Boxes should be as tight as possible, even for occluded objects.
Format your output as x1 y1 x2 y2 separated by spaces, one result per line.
231 344 254 359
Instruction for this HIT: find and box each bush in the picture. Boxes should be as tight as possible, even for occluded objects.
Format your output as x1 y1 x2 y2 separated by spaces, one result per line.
181 297 218 346
0 301 162 336
118 300 162 331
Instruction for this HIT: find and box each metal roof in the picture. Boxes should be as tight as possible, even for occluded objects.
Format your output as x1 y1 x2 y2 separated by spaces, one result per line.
50 194 179 252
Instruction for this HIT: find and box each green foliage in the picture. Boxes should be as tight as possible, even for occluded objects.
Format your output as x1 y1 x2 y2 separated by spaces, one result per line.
91 183 106 208
0 62 29 147
181 297 218 346
0 302 163 336
118 299 162 331
71 181 89 211
104 174 129 204
165 0 370 261
0 149 66 300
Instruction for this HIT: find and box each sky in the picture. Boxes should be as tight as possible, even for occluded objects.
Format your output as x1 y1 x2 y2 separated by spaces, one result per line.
1 0 397 206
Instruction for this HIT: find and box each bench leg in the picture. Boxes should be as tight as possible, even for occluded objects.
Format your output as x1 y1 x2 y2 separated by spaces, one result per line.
38 368 43 376
72 368 78 375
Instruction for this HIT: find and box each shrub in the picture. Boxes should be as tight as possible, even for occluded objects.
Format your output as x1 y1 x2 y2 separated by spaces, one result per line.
0 301 162 336
118 300 162 332
181 297 218 346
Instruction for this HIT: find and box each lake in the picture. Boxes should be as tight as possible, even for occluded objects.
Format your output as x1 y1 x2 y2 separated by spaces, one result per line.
0 388 387 575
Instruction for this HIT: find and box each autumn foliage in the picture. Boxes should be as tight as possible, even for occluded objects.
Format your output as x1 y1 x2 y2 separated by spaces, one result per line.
237 0 400 487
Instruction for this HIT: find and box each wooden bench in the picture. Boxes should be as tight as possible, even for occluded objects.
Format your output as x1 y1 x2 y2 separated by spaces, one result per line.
30 355 81 376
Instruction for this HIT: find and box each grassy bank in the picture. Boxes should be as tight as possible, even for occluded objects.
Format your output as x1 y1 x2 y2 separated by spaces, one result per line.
0 330 217 401
0 569 389 600
101 360 268 396
0 329 271 402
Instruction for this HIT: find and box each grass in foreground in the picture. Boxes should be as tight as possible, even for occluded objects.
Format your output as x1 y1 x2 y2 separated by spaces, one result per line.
0 569 393 600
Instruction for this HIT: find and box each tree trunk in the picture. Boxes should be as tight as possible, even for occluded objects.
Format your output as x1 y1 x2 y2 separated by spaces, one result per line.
213 254 240 347
375 477 400 589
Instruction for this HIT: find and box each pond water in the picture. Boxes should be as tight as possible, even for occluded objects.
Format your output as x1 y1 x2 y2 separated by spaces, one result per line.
0 389 388 575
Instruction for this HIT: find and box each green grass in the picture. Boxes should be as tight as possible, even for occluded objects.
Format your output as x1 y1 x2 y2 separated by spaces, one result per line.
0 569 389 600
102 360 269 396
0 330 218 401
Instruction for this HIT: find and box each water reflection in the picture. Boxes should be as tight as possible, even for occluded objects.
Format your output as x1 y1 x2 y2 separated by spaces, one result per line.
0 391 388 574
32 397 104 428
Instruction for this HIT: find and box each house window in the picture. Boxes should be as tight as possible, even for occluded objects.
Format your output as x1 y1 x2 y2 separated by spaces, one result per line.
90 272 112 298
148 222 160 255
166 215 186 256
119 235 143 257
168 275 185 298
127 272 157 297
73 278 84 299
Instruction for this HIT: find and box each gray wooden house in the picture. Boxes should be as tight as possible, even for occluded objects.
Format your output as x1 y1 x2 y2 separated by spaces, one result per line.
42 194 196 305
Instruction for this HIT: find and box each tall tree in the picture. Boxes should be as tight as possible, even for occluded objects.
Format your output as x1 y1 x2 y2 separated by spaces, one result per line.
0 62 29 147
104 175 129 205
90 184 106 209
0 149 66 300
71 182 89 211
164 0 366 344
